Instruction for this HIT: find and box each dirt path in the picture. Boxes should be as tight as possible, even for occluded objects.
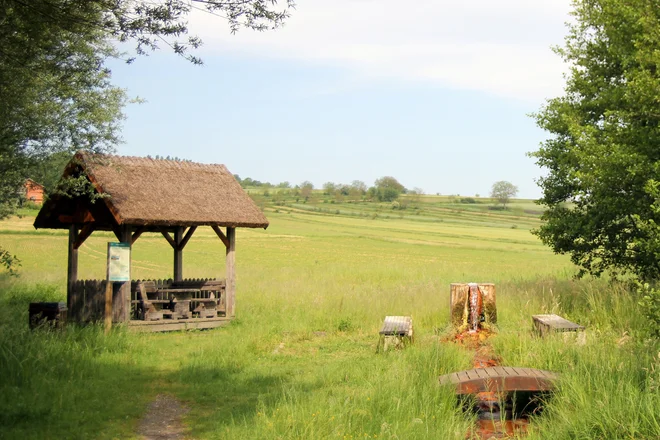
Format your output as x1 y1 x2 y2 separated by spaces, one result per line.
137 394 189 440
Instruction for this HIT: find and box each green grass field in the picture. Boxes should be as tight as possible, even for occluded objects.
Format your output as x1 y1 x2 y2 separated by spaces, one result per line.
1 199 658 439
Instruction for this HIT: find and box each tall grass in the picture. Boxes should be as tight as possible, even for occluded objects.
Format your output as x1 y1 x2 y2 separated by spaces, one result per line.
0 284 152 439
1 209 659 439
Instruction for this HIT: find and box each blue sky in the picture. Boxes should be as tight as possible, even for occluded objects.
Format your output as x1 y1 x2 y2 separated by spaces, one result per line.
108 0 573 199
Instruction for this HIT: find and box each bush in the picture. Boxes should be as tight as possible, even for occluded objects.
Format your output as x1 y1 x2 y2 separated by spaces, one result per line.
336 317 353 332
637 283 660 337
460 197 477 204
22 201 41 210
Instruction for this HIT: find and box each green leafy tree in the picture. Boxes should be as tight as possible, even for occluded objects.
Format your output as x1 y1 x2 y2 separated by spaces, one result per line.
322 182 337 195
490 181 518 209
1 1 127 274
300 181 314 201
372 176 406 202
531 0 660 280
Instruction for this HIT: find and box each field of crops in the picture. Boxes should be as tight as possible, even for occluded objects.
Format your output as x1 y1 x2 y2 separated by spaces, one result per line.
1 197 658 439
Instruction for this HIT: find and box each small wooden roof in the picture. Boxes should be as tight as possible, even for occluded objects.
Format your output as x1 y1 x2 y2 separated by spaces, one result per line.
34 152 269 230
25 178 44 189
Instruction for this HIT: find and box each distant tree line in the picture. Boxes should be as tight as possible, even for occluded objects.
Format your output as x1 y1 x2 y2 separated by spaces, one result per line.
234 175 424 203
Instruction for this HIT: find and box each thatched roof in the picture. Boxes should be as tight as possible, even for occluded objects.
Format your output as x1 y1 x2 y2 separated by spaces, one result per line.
34 153 269 230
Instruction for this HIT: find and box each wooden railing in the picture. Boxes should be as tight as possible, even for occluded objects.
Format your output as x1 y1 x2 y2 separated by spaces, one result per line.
69 278 226 323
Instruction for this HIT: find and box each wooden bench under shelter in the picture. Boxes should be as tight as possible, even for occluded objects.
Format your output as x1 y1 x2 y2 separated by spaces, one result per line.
33 152 269 332
439 367 559 394
377 316 413 352
532 314 585 336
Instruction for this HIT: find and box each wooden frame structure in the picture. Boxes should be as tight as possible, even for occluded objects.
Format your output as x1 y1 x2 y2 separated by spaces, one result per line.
34 153 269 331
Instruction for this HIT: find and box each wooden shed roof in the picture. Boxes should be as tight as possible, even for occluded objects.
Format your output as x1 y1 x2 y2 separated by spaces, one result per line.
34 153 269 230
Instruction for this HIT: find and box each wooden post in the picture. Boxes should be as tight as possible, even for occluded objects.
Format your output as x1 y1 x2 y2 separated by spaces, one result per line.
104 281 113 334
480 283 497 324
67 225 79 322
450 283 497 328
450 283 469 328
174 226 184 282
112 225 132 323
226 227 236 317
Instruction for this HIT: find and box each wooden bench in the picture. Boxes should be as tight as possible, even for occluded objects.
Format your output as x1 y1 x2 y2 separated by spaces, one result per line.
131 279 226 321
532 314 584 336
377 316 413 352
439 366 559 394
132 281 174 321
171 279 226 318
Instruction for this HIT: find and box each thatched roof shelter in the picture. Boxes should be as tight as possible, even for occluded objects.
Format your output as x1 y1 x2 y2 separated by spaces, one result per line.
34 152 268 330
35 152 269 230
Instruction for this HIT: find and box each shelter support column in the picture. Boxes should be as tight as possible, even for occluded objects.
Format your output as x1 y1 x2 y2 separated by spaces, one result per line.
67 225 79 320
113 225 132 323
226 227 236 317
174 226 184 282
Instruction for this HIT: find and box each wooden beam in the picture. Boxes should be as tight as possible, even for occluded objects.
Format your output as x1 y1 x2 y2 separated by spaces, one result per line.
159 228 177 249
131 226 145 245
173 226 184 282
73 224 95 250
178 226 197 251
226 227 236 318
113 225 132 323
67 225 79 322
112 225 122 242
212 225 229 249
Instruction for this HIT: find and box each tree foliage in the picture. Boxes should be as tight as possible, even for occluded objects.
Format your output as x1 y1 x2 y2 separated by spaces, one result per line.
1 1 127 218
490 181 518 209
371 176 406 202
531 0 660 280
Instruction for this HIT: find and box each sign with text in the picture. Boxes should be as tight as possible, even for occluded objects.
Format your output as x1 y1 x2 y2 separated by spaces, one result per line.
107 242 130 282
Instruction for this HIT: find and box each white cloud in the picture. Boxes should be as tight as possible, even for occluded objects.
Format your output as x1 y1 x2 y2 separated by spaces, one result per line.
189 0 572 102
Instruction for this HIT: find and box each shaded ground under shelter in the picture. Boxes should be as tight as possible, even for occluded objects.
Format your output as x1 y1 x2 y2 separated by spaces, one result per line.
34 153 269 331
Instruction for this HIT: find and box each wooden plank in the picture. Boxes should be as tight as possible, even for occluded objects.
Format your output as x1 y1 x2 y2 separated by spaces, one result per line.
212 225 230 248
160 229 177 249
492 366 508 376
226 227 236 318
128 317 232 332
73 224 95 249
131 226 145 245
104 280 112 334
465 369 480 380
475 369 492 380
457 371 470 382
483 368 498 378
178 226 197 250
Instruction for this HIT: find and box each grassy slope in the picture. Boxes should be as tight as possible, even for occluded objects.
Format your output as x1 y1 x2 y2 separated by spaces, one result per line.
0 200 658 439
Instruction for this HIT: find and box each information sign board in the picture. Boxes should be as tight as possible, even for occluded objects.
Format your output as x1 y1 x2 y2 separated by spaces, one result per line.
107 242 130 282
